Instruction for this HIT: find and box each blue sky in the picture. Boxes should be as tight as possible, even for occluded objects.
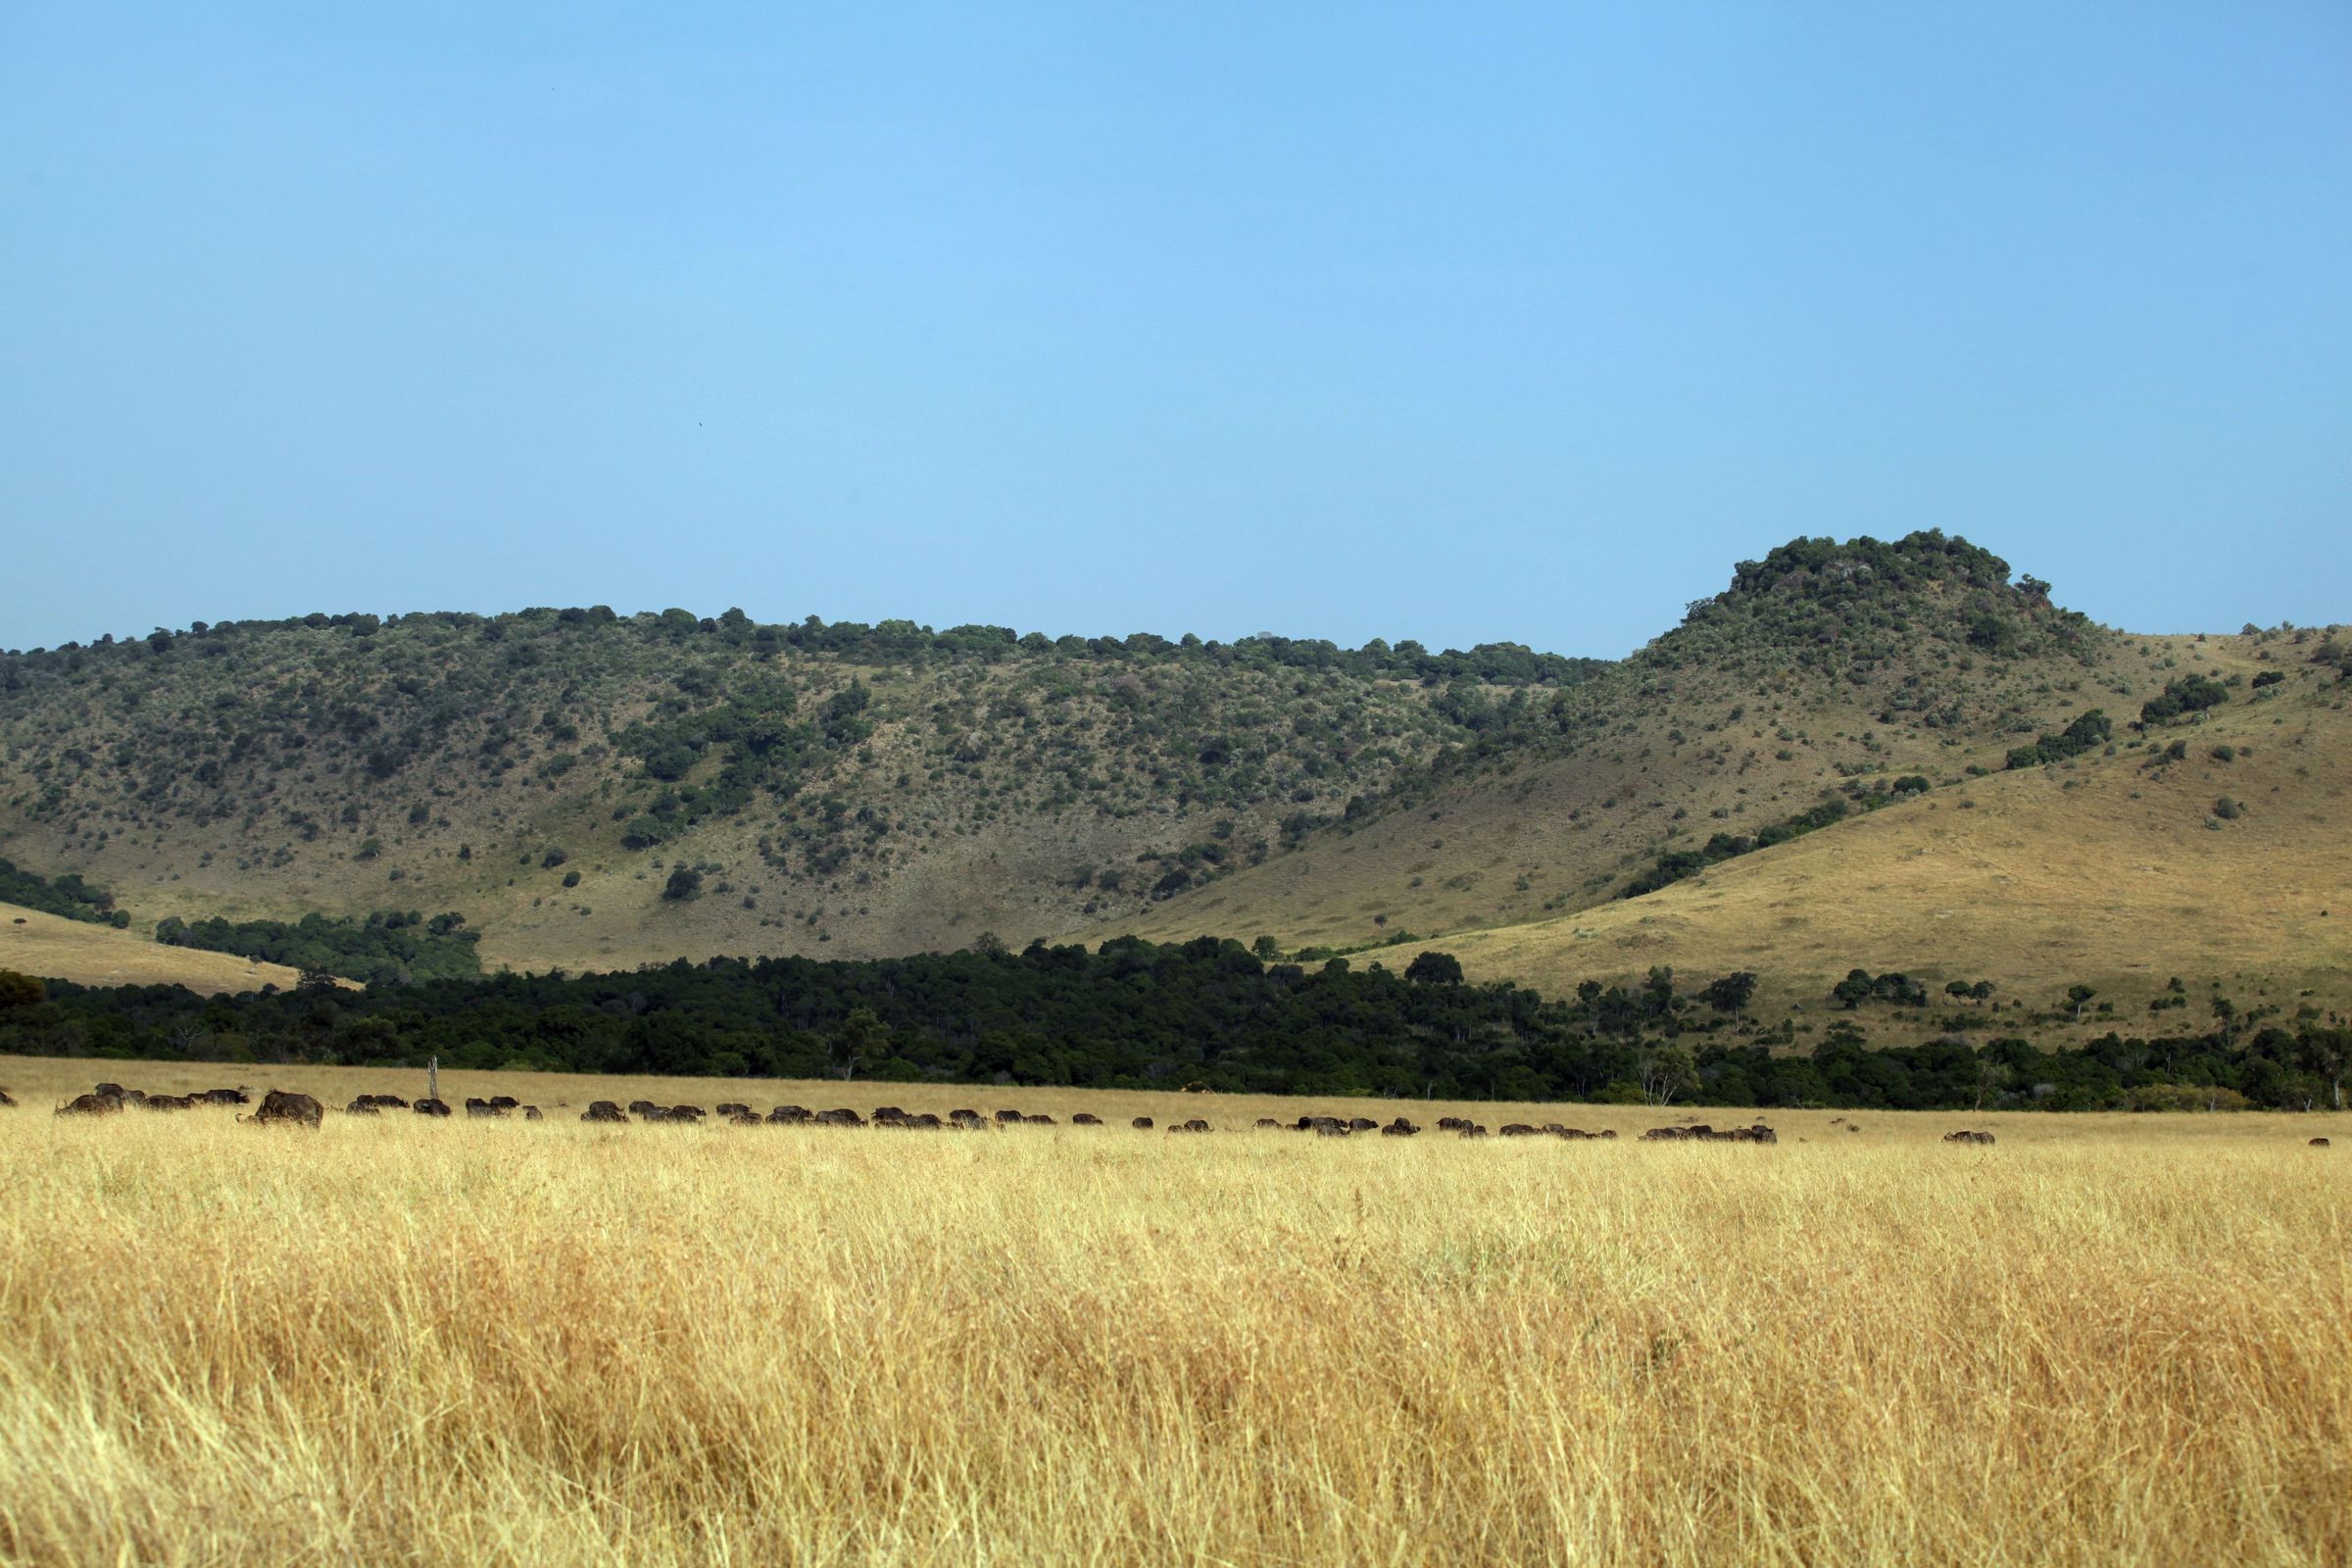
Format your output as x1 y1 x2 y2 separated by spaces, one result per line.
4 3 2345 656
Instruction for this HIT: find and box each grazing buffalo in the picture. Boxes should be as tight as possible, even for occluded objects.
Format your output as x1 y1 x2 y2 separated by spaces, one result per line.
817 1108 864 1127
244 1090 324 1129
199 1088 251 1105
725 1109 760 1126
769 1104 812 1123
1458 1124 1489 1138
1072 1113 1102 1126
1499 1124 1539 1138
464 1098 506 1118
344 1100 381 1115
1943 1130 1996 1146
872 1105 907 1121
1383 1118 1419 1137
1348 1117 1378 1133
995 1108 1024 1123
1131 1116 1153 1130
582 1101 628 1123
488 1096 519 1110
354 1094 409 1109
0 1089 15 1108
2311 1137 2331 1148
1256 1117 1282 1129
1182 1118 1210 1133
522 1106 544 1121
628 1101 660 1117
1436 1116 1469 1132
414 1099 453 1117
142 1094 197 1112
94 1082 128 1099
57 1091 124 1116
716 1102 752 1117
1025 1114 1054 1126
668 1104 706 1120
948 1108 981 1123
1315 1123 1349 1138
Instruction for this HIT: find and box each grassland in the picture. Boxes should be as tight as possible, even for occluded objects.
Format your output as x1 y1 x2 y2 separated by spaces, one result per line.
0 903 317 994
1 1056 2345 1566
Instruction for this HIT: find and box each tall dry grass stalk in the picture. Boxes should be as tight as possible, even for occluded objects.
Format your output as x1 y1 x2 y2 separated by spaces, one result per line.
0 1090 2344 1565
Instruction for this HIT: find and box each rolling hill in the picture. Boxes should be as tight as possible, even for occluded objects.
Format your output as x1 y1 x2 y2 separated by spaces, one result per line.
2 531 2345 1024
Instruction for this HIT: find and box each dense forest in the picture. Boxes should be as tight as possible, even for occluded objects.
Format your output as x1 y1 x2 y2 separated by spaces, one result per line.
2 939 2340 1113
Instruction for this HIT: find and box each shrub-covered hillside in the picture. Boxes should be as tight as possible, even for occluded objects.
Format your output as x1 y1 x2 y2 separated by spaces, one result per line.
0 607 1596 967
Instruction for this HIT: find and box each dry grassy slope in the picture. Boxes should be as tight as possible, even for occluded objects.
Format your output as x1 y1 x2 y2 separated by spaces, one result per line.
1415 656 2352 1032
0 904 324 994
1107 627 2231 955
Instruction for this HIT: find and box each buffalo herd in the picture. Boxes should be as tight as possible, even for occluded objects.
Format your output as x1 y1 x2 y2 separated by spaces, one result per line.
15 1084 2337 1149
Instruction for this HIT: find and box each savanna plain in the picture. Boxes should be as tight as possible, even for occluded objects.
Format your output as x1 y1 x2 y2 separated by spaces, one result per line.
1 1059 2345 1567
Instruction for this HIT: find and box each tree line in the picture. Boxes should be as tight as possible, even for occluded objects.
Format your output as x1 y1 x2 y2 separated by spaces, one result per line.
0 938 2339 1112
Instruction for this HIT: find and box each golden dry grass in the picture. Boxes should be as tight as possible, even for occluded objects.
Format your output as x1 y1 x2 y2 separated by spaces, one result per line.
1 1057 2346 1566
1436 691 2352 1031
0 903 320 995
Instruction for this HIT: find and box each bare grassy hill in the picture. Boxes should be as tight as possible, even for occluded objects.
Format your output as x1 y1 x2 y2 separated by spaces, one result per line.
0 903 318 994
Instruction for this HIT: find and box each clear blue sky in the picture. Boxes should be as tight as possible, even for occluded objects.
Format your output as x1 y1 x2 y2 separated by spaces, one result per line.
4 3 2346 657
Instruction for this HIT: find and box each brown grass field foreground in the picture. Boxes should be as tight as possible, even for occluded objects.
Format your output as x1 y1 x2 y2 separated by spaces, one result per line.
0 1060 2346 1566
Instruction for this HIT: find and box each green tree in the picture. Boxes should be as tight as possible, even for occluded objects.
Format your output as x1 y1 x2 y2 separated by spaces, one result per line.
1404 951 1463 986
2066 984 2097 1023
831 1006 886 1080
662 867 704 902
1833 969 1876 1009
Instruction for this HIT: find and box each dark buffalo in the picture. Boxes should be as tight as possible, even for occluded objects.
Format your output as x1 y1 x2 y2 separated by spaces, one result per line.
716 1102 752 1117
1072 1113 1102 1126
1348 1117 1377 1133
669 1104 706 1121
57 1092 124 1116
2312 1138 2331 1148
1459 1124 1489 1138
948 1108 981 1122
414 1098 453 1117
354 1094 409 1109
1499 1124 1539 1138
1132 1116 1153 1130
1436 1116 1468 1132
199 1088 251 1105
244 1090 324 1129
582 1101 628 1123
871 1105 907 1121
817 1108 864 1127
1183 1118 1210 1133
725 1110 760 1126
628 1100 660 1117
344 1100 381 1116
1943 1130 1996 1146
142 1094 196 1111
0 1089 15 1108
522 1106 544 1121
995 1108 1024 1123
1026 1114 1054 1126
487 1096 519 1110
464 1098 505 1118
1383 1118 1419 1137
768 1104 812 1123
1256 1117 1282 1129
94 1082 129 1099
